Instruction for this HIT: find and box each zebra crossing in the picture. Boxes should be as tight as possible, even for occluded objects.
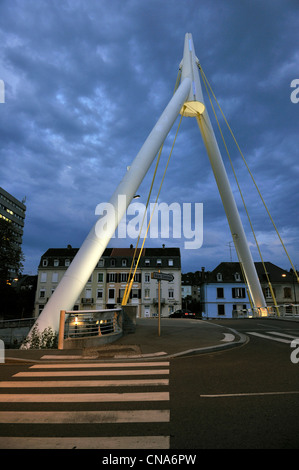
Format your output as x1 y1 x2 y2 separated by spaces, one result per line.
0 360 170 449
246 330 299 344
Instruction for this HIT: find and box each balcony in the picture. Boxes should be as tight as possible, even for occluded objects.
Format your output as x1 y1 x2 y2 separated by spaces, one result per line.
81 298 94 304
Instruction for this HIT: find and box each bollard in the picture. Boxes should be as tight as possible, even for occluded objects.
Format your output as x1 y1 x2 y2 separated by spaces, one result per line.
58 310 66 350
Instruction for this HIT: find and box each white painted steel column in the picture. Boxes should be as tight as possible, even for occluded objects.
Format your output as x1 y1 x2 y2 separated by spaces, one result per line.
30 78 191 335
196 96 267 313
179 33 266 313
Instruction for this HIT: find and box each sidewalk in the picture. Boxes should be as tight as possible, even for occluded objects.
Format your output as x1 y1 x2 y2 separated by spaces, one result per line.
3 318 247 363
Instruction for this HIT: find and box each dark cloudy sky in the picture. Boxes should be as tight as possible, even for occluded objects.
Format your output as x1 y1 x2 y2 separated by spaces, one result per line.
1 0 298 275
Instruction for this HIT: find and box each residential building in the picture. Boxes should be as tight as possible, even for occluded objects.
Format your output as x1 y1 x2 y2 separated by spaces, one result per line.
0 187 26 245
200 262 299 318
34 245 181 318
0 186 26 279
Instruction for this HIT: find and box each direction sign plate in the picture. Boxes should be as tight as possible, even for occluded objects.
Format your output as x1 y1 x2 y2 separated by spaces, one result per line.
151 272 174 282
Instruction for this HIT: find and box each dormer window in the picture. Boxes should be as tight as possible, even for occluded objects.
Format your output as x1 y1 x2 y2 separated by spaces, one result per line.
216 273 222 282
122 259 127 267
234 272 241 282
42 259 48 267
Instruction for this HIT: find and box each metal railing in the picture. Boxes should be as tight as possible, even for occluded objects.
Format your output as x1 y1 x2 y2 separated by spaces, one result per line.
232 305 299 318
58 308 122 349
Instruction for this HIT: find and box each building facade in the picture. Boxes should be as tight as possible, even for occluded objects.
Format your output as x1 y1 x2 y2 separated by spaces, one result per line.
0 186 26 279
34 245 182 318
200 262 299 318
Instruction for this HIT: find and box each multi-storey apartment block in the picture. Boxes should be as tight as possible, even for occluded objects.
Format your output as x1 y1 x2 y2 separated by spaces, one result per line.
0 186 26 279
34 245 182 318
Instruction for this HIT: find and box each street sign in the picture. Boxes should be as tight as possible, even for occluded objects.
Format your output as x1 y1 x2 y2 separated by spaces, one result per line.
151 272 174 282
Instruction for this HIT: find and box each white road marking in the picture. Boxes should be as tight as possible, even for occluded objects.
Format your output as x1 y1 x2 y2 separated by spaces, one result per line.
0 391 169 402
13 369 169 377
0 409 170 424
222 333 235 342
201 391 299 398
246 332 292 343
0 378 169 388
29 361 170 368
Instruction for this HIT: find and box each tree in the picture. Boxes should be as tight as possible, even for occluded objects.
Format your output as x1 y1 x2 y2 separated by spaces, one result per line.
0 218 24 283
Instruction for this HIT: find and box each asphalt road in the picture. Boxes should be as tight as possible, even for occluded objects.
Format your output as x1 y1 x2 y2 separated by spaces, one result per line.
170 318 299 449
0 318 298 450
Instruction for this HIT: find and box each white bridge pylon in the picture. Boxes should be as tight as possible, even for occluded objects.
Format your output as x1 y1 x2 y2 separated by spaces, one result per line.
30 33 266 338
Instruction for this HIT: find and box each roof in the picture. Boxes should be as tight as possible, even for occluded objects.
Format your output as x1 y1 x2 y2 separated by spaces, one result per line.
204 261 294 283
39 246 181 268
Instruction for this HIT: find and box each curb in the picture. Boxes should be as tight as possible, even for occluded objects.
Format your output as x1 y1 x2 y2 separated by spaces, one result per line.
4 328 248 364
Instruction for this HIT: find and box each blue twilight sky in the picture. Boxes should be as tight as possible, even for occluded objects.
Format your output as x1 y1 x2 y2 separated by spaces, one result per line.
0 0 298 275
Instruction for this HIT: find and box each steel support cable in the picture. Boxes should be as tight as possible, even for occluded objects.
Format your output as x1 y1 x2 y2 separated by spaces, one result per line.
199 66 280 315
121 145 164 306
198 64 299 285
122 72 185 306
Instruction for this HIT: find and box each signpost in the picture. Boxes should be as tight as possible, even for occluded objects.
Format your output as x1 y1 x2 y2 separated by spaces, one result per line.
151 272 174 336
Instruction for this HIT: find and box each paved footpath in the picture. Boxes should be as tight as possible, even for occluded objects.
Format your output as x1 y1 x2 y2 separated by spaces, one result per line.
3 318 247 363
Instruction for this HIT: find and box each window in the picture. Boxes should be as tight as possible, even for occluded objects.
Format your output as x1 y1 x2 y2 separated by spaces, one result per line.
108 288 115 299
42 259 48 267
119 289 125 302
131 289 140 299
218 304 225 315
54 259 59 267
52 273 58 283
87 274 92 283
39 289 46 298
120 273 128 282
97 272 104 283
145 273 150 283
110 258 116 267
145 259 150 266
85 288 92 299
65 259 70 267
168 289 174 298
98 259 104 267
264 287 273 299
144 288 150 299
107 273 116 282
234 272 241 281
97 289 103 299
134 273 141 283
157 259 162 266
122 259 127 267
232 287 246 299
216 273 222 282
284 287 292 299
168 259 174 266
40 272 47 283
217 287 224 298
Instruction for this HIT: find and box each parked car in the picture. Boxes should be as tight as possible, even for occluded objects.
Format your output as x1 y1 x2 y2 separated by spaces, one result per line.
169 309 196 318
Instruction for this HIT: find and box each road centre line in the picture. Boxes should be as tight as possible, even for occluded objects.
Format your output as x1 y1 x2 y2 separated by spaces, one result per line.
0 391 169 402
200 391 299 398
0 409 170 424
0 379 169 388
13 369 169 377
29 362 170 368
